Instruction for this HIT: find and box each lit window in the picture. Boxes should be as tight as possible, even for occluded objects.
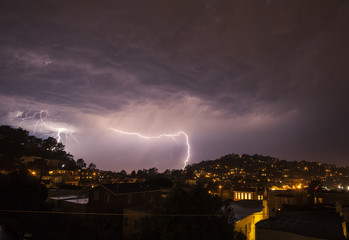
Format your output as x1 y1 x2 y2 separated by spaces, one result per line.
248 193 251 200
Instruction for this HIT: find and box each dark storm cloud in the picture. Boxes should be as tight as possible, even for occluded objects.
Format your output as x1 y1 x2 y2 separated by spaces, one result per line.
1 0 349 168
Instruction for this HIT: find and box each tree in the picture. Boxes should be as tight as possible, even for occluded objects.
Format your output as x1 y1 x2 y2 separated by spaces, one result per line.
119 170 127 177
136 183 244 240
76 158 87 169
59 153 77 170
0 170 47 210
130 170 136 178
0 125 78 172
0 125 31 170
88 163 96 169
147 167 158 177
308 179 323 193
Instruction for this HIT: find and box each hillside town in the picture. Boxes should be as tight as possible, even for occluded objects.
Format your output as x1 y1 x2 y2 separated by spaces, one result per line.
1 126 348 239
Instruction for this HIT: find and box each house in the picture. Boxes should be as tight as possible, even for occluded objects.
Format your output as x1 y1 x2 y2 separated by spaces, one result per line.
87 183 163 213
230 200 268 240
266 189 307 216
233 187 265 201
314 191 349 206
47 186 88 212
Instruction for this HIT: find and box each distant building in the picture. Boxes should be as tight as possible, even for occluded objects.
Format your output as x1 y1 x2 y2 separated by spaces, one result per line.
233 187 265 201
266 189 307 216
314 191 349 206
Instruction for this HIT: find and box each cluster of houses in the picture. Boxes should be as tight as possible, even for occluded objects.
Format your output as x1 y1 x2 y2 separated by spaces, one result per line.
46 180 349 240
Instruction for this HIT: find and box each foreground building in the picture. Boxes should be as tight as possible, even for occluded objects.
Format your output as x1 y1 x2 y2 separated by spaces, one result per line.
230 200 269 240
87 183 163 213
256 206 347 240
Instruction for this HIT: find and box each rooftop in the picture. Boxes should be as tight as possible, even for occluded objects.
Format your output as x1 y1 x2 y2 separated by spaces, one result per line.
256 207 346 239
229 200 263 221
94 183 162 195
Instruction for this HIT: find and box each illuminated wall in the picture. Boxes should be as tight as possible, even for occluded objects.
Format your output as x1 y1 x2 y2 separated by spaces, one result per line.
235 209 265 240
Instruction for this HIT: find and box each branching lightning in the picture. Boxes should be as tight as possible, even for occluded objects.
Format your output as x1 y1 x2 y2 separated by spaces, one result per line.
14 110 77 145
111 129 191 169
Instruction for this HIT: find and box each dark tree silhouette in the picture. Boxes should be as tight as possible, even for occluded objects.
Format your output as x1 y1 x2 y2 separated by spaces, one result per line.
76 158 87 169
88 163 97 169
0 125 78 171
136 183 245 240
0 125 32 170
0 170 47 210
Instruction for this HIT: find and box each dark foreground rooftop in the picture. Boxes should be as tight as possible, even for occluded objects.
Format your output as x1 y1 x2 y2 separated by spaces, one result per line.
256 207 346 240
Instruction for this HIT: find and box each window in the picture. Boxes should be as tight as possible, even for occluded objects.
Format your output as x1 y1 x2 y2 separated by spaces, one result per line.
124 218 128 227
248 193 251 200
135 220 138 230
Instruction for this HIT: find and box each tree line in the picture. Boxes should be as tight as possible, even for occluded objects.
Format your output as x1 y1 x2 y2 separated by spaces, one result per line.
0 125 96 173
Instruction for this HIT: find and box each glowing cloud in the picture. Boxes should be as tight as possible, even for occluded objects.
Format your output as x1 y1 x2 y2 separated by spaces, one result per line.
14 110 77 145
111 128 190 169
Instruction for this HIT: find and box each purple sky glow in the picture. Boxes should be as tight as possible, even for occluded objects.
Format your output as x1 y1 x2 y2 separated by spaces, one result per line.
1 0 349 171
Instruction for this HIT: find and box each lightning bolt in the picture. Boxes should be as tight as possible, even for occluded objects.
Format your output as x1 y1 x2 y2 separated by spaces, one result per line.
14 110 77 145
111 129 190 169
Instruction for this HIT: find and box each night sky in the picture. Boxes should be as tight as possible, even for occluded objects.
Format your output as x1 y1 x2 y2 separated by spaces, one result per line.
1 0 349 171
